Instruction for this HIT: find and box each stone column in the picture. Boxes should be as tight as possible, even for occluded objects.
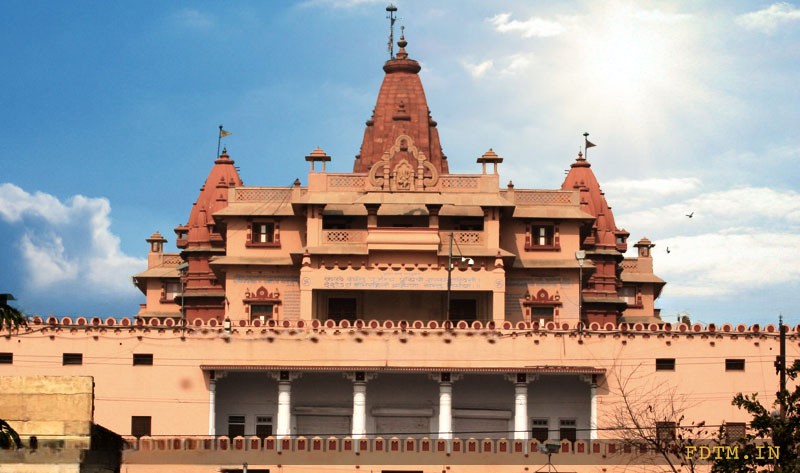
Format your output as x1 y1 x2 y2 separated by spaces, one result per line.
352 381 367 439
277 380 292 438
208 379 216 436
514 382 529 440
438 380 453 439
579 374 598 441
491 251 506 323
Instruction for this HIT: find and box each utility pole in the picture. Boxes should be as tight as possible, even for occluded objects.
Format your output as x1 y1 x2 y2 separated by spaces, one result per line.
445 232 453 323
777 314 787 420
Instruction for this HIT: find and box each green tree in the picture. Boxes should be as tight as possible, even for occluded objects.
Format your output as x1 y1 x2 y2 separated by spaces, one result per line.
0 294 27 332
712 360 800 473
0 294 25 449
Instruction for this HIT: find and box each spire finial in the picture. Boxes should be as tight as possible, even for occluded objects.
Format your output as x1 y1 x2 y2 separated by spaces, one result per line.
386 4 398 59
396 25 408 59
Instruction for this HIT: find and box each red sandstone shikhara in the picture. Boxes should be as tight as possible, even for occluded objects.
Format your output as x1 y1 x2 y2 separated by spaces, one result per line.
1 28 797 473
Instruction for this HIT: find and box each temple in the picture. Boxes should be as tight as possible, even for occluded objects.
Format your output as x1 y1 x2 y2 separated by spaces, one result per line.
133 34 663 329
1 21 795 473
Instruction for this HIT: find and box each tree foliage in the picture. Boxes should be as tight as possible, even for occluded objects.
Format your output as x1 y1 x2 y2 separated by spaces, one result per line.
712 360 800 473
608 364 707 472
0 420 21 449
0 303 26 332
0 298 26 449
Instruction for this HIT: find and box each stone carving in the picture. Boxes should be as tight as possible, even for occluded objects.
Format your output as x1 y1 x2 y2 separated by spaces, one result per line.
368 134 439 190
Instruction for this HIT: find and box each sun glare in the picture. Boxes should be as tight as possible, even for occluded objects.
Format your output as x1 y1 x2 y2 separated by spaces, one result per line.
576 5 691 112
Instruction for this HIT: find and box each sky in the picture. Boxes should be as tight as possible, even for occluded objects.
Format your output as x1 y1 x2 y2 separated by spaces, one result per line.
1 0 798 326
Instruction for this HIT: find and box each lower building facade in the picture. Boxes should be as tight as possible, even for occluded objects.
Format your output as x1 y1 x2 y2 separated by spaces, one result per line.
2 317 796 472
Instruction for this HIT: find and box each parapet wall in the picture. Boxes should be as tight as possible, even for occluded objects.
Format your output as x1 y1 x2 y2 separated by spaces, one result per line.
122 436 690 468
23 316 800 339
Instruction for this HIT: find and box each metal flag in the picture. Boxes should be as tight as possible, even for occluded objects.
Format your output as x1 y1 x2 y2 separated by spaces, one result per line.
217 125 231 158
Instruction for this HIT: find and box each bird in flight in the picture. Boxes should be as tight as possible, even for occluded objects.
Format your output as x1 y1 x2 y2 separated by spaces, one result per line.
686 212 694 218
666 247 671 254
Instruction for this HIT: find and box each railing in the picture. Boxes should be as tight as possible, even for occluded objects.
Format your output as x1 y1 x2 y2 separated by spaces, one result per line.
439 175 481 190
161 254 183 265
121 435 724 469
326 174 367 190
24 316 799 336
440 230 484 246
234 188 294 202
620 260 638 270
322 229 369 244
513 190 576 205
124 435 651 455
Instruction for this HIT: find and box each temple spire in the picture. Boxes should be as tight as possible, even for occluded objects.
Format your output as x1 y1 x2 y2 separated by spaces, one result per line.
354 27 448 175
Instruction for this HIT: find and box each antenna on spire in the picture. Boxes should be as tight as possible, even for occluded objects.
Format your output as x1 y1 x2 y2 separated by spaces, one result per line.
386 3 398 59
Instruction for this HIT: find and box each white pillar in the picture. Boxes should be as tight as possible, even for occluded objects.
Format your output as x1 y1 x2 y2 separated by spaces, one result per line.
438 382 453 439
208 379 216 436
352 382 367 439
590 382 598 440
514 383 529 440
277 381 292 438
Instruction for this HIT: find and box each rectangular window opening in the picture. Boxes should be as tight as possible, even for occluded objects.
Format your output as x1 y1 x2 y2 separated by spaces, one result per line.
530 307 555 324
62 353 83 365
252 223 275 243
131 416 151 438
256 415 273 439
531 418 549 442
559 419 577 442
656 421 677 443
725 359 745 371
133 353 154 366
449 299 477 322
531 225 554 246
250 304 274 322
724 422 747 442
656 358 675 371
164 282 180 302
0 352 12 364
228 415 246 438
328 298 357 322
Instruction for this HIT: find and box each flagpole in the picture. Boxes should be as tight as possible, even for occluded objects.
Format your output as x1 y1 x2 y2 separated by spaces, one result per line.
217 125 223 158
583 132 589 159
583 132 596 159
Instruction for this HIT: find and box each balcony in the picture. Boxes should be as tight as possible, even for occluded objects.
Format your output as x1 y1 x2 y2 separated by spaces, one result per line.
322 229 368 244
439 230 484 247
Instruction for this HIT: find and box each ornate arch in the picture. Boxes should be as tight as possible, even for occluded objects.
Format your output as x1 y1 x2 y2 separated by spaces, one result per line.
368 135 440 190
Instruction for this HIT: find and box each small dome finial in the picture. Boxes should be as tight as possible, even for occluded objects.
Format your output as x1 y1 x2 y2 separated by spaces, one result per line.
396 26 408 59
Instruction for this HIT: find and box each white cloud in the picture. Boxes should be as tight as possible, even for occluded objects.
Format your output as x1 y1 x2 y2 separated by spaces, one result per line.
654 232 800 297
612 185 800 301
489 13 565 38
604 177 702 198
0 183 69 223
463 59 494 78
631 9 693 24
500 53 533 75
0 183 146 295
736 2 800 34
20 233 78 287
173 8 214 30
602 177 701 215
617 186 800 235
